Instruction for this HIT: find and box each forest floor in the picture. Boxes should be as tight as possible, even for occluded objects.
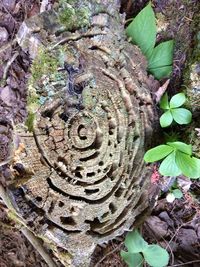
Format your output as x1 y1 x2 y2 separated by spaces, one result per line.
0 0 200 267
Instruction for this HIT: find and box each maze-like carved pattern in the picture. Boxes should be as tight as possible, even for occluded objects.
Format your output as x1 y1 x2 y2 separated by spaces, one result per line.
9 5 157 266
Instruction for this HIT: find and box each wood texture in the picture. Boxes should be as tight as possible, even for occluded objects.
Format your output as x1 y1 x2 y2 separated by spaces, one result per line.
8 1 158 266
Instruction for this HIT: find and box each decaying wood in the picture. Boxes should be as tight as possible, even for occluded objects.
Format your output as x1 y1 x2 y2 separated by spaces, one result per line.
5 0 158 266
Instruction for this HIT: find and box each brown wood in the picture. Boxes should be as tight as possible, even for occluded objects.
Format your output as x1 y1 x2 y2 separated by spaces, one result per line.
7 1 158 266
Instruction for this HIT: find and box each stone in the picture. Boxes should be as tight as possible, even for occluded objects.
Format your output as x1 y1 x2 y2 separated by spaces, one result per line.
2 0 16 12
0 27 9 43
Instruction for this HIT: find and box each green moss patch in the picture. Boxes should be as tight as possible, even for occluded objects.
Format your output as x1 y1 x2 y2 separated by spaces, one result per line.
30 48 60 83
58 0 90 31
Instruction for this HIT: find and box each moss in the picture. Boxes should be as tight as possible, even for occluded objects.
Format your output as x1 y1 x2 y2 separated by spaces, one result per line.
25 112 35 132
182 31 200 111
30 48 60 84
57 0 95 31
58 5 90 31
25 84 40 132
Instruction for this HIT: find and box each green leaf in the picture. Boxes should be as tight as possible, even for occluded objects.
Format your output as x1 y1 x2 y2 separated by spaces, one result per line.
149 65 172 80
125 230 148 253
143 244 169 267
148 40 174 68
144 145 174 163
160 110 173 127
126 3 156 57
171 108 192 125
176 151 200 179
169 93 186 108
167 141 192 155
160 93 169 110
159 151 182 176
120 251 143 267
172 189 183 199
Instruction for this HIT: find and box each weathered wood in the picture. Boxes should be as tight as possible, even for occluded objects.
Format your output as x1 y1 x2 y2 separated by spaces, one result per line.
8 1 158 266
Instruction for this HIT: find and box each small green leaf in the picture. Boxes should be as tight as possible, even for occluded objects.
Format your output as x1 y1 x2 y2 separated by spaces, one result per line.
169 93 186 108
126 3 156 57
160 110 173 128
143 244 169 267
144 145 174 163
176 151 200 179
125 230 148 253
167 142 192 155
159 151 182 176
171 108 192 125
172 189 183 199
148 40 174 69
149 65 172 80
120 251 143 267
160 93 169 110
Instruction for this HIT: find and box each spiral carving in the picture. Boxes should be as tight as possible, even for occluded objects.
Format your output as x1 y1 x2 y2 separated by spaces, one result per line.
9 5 157 266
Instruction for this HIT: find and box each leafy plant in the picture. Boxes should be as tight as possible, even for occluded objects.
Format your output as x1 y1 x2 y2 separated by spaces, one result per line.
126 3 174 79
144 141 200 179
166 188 183 203
121 229 169 267
160 93 192 127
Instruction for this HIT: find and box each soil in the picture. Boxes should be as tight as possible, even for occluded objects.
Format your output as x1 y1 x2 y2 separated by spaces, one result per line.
0 0 200 267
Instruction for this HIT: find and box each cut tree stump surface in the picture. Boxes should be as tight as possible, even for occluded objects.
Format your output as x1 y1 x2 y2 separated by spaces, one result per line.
6 1 158 266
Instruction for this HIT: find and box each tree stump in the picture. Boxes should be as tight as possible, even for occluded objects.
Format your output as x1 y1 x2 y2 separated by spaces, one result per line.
7 1 158 266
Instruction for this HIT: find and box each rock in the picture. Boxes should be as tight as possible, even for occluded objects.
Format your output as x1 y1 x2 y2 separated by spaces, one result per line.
145 216 168 239
159 211 174 228
177 228 199 257
2 0 16 12
0 86 12 106
0 27 9 43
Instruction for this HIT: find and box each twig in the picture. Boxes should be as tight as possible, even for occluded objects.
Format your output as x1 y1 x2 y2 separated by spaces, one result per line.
94 242 123 267
155 79 170 103
165 224 183 249
3 51 19 81
51 31 107 49
0 38 17 54
168 260 200 267
0 184 15 211
21 227 57 267
0 220 15 230
0 157 12 167
2 3 18 24
0 184 58 267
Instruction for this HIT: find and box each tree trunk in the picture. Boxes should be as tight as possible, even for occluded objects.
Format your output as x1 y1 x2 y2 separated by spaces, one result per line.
6 1 158 266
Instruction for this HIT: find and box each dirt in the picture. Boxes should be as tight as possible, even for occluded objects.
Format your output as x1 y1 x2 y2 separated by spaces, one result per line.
0 0 200 267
